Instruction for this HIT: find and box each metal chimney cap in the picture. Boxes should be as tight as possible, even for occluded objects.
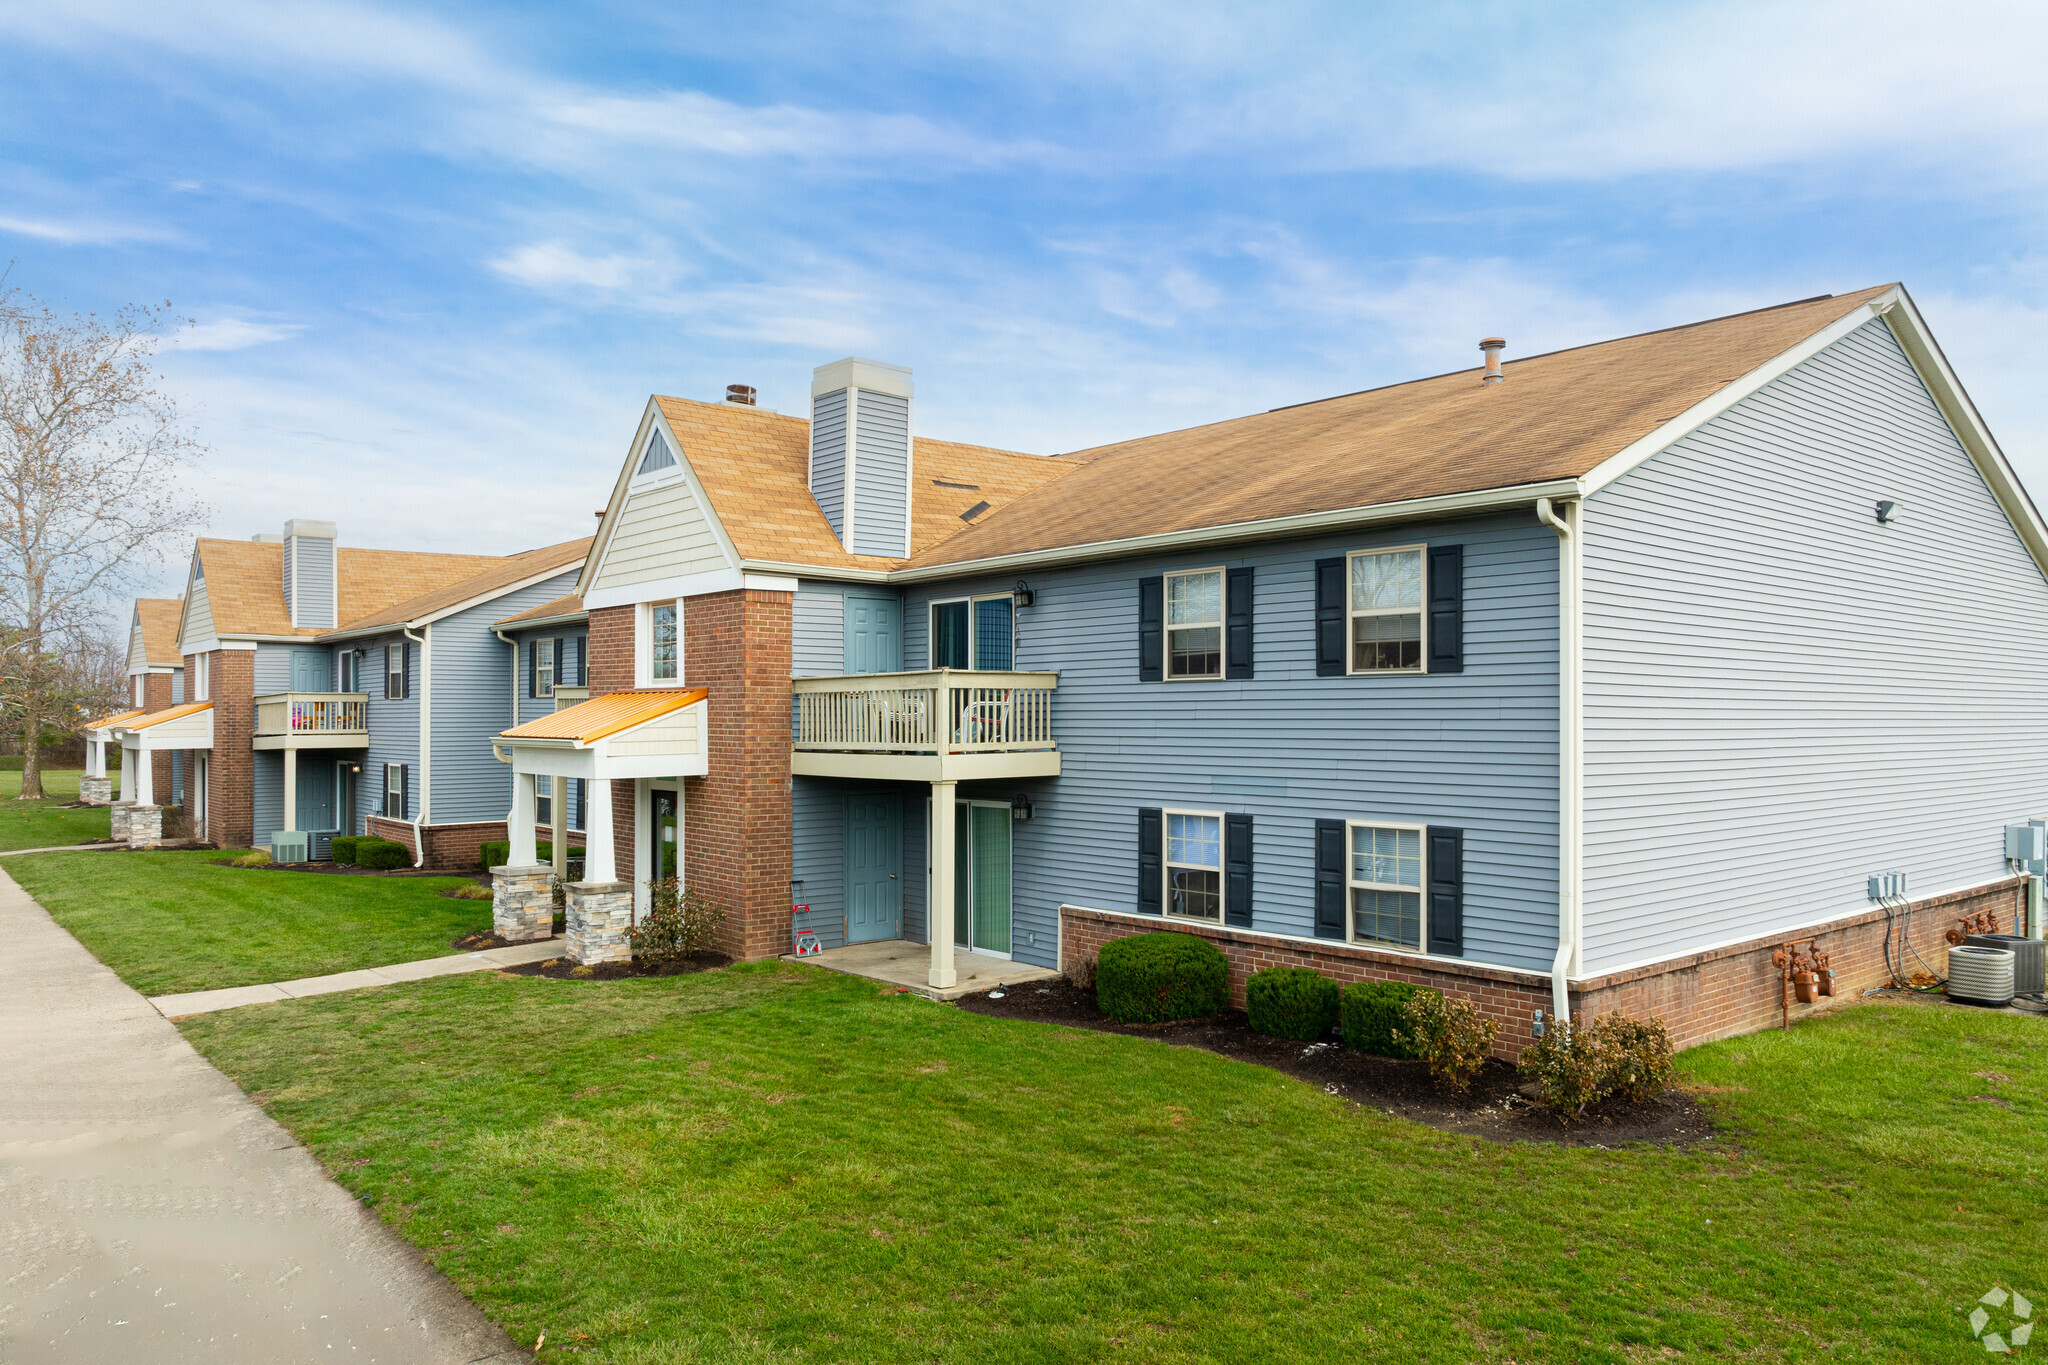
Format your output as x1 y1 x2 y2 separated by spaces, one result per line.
1478 337 1507 352
725 384 757 406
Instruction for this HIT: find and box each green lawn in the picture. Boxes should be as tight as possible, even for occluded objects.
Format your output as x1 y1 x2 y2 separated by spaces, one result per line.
177 966 2042 1363
10 849 491 994
0 769 110 850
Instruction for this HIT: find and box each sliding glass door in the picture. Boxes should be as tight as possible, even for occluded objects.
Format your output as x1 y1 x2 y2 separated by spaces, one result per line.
950 800 1012 956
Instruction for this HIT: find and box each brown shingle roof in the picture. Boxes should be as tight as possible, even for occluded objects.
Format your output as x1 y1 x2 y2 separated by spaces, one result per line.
651 397 1077 571
195 538 508 638
333 539 593 635
902 286 1896 569
134 599 184 667
495 593 585 628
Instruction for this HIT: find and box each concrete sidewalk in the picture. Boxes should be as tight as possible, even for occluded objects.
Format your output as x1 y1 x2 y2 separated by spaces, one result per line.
151 937 564 1018
0 865 525 1364
0 841 123 856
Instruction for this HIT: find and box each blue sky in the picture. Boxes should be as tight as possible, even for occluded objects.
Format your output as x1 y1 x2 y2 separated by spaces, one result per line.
6 1 2047 601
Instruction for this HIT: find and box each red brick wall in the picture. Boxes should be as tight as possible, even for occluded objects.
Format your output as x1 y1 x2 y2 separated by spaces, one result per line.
586 604 635 696
366 816 417 858
202 650 255 848
1062 875 2027 1059
141 673 176 804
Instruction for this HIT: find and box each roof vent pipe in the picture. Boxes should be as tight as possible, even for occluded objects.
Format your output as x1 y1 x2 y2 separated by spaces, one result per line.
1480 337 1506 385
725 384 757 406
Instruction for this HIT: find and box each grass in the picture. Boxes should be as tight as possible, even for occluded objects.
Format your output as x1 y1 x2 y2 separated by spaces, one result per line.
177 967 2043 1363
0 768 110 851
9 849 491 995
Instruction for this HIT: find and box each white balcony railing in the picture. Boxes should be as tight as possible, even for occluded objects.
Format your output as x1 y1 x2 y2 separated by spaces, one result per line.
254 692 370 739
792 669 1057 755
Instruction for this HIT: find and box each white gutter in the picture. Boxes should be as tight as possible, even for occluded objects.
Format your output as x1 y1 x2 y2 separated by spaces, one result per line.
403 624 430 867
492 627 520 764
1535 495 1582 1028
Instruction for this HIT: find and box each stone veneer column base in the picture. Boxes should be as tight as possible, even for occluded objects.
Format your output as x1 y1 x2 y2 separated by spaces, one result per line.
79 776 112 806
565 881 634 965
126 805 163 850
109 802 133 842
492 863 555 943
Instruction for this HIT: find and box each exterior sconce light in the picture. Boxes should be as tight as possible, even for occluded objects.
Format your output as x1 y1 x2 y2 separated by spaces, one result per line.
1875 500 1899 524
1011 795 1033 822
1012 580 1034 608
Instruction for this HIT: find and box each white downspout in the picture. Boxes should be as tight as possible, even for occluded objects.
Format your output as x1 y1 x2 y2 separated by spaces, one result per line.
403 623 430 867
1536 496 1581 1028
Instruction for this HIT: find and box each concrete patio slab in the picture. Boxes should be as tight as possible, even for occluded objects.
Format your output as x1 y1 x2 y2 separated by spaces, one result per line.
150 937 564 1018
0 865 524 1364
787 937 1061 1001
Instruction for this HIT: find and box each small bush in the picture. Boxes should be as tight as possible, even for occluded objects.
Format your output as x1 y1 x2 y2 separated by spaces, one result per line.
446 882 492 900
1395 990 1497 1094
1095 932 1229 1024
1516 1020 1613 1119
330 835 361 865
1341 980 1428 1058
480 839 509 869
630 879 728 964
358 839 410 870
1590 1013 1675 1103
1246 967 1339 1041
230 848 271 867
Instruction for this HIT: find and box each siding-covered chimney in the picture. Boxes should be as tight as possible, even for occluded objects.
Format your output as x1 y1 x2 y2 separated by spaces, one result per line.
282 519 338 629
809 358 913 557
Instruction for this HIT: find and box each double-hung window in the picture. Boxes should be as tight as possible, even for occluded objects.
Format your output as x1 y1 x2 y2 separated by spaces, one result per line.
929 595 1013 670
648 602 679 683
1348 822 1424 949
383 763 406 819
1164 809 1223 921
534 638 556 698
385 644 406 699
1348 547 1424 673
536 775 552 825
1165 568 1223 680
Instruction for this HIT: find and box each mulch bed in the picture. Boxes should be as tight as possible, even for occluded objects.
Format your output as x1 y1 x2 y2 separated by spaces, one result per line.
498 950 732 981
956 979 1715 1149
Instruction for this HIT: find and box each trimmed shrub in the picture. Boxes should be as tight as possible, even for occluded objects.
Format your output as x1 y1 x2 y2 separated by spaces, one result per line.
1095 932 1229 1024
230 848 272 867
1341 980 1428 1058
1395 990 1497 1094
631 880 728 963
1516 1020 1613 1119
330 835 361 865
1591 1012 1675 1104
1246 967 1340 1041
480 839 509 870
358 839 410 870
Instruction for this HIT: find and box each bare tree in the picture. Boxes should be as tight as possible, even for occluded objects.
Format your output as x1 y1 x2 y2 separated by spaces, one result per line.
0 275 207 798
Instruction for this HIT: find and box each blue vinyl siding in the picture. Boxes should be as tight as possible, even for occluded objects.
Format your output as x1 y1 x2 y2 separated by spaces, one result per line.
810 388 848 539
509 619 589 832
887 511 1562 972
851 390 910 557
250 644 295 844
287 535 336 628
1580 317 2048 973
358 632 418 834
792 581 845 677
793 779 926 949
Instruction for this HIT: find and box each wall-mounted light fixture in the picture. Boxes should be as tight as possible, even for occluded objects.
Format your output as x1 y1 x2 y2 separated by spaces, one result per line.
1011 795 1033 822
1012 580 1034 609
1875 500 1900 524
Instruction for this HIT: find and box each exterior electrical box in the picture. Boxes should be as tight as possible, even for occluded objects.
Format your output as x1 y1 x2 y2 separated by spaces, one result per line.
1867 870 1908 900
2011 822 2048 873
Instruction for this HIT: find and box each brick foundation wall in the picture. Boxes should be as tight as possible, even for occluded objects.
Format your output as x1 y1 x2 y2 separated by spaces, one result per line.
366 816 416 859
141 673 175 804
1061 875 2028 1059
201 650 255 848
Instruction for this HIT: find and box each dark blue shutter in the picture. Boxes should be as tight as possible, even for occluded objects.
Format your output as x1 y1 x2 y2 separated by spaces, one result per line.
1428 544 1464 674
1225 567 1254 680
1427 825 1464 957
1314 818 1346 938
527 640 538 699
1137 807 1162 914
1314 558 1345 677
403 642 414 699
1138 577 1163 682
1224 813 1253 926
572 636 587 687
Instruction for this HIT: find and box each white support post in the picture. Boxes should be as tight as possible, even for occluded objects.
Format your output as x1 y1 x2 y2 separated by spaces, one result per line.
86 738 101 779
549 775 568 878
929 780 958 989
135 747 154 805
511 770 539 866
282 746 298 832
584 777 615 883
116 746 129 802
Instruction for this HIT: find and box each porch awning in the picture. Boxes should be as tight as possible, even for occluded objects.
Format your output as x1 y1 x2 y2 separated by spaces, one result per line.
495 688 708 780
86 708 148 738
115 700 214 750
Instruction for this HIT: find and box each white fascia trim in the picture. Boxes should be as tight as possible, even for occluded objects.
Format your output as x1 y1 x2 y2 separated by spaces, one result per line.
1579 872 2019 981
886 478 1584 583
212 639 259 651
584 566 789 611
128 665 176 676
578 400 745 599
738 559 894 584
742 573 799 593
1580 289 1902 497
495 610 590 632
1876 289 2048 581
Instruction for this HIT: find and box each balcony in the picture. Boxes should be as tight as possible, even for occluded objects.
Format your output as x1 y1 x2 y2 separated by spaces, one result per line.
253 692 370 750
791 669 1060 783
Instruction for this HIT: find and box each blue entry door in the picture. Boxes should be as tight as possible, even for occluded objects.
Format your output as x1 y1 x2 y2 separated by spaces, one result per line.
290 649 331 692
844 594 903 674
845 792 901 943
297 755 337 831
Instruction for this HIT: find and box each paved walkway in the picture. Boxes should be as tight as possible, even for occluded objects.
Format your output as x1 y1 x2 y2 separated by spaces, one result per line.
0 866 525 1364
151 938 564 1018
0 842 124 856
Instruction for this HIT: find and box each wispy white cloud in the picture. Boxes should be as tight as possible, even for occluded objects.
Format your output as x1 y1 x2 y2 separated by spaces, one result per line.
488 242 659 291
0 214 171 244
169 318 305 351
